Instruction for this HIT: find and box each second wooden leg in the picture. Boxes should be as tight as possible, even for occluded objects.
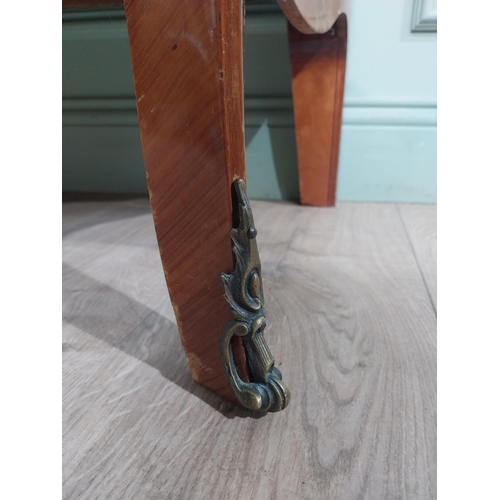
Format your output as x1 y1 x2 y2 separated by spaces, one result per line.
288 14 348 207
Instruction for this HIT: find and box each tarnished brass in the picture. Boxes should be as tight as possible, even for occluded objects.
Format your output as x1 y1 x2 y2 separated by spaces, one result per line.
220 179 290 412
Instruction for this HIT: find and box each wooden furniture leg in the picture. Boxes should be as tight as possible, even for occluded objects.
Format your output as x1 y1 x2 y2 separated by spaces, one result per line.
287 13 348 207
124 0 249 405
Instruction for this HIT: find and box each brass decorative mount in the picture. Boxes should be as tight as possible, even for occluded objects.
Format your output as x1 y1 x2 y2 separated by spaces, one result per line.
220 179 290 412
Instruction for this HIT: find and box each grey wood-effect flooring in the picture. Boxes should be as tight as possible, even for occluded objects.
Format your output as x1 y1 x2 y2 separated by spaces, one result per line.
62 199 436 500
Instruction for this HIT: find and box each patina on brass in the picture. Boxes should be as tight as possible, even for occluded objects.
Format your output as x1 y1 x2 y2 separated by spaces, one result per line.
220 178 290 412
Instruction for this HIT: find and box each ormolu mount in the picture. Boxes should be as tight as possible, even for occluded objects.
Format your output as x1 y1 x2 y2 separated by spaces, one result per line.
220 179 290 412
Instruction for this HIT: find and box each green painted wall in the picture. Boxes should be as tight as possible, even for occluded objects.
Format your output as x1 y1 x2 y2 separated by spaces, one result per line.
62 1 436 203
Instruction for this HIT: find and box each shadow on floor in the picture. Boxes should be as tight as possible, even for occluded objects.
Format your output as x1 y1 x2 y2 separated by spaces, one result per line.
62 263 266 419
62 198 152 238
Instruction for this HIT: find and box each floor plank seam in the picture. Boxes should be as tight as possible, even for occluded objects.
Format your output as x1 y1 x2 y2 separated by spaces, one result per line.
396 204 437 316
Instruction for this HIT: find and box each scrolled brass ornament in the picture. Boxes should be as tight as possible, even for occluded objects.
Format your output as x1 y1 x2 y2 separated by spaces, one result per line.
220 178 290 412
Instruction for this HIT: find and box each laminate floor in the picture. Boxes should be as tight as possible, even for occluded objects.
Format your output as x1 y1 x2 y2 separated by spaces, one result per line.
62 199 436 499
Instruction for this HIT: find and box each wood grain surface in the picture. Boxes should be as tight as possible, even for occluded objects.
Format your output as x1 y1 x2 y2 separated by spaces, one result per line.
124 0 248 403
288 14 347 207
63 199 436 499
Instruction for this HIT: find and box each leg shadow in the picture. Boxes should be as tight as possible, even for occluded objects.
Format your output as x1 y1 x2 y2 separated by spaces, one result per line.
62 263 265 419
